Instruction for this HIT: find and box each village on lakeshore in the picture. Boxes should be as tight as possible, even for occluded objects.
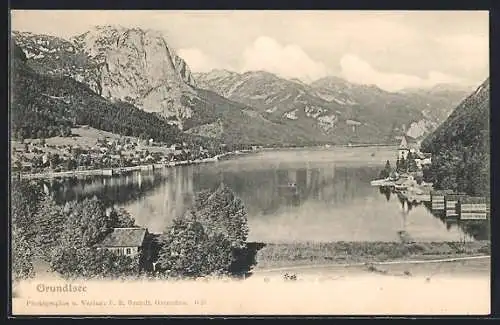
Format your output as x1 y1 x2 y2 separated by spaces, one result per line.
10 125 261 180
370 136 490 223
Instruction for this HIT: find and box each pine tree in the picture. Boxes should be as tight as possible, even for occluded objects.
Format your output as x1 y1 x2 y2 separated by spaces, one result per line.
156 211 233 278
109 208 137 228
60 197 114 248
11 179 43 242
196 184 249 249
47 200 140 279
156 185 250 278
408 157 418 172
33 195 66 260
12 223 35 281
379 160 392 178
384 160 391 173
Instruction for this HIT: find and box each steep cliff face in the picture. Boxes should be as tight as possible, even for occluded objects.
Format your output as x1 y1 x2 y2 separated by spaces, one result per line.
13 27 199 128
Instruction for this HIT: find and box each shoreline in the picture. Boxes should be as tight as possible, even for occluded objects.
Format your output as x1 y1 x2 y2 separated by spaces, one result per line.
14 144 397 180
253 240 490 270
15 150 253 180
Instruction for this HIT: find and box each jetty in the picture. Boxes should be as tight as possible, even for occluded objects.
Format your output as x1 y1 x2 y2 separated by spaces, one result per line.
429 192 490 220
444 193 467 218
370 178 395 187
459 197 489 220
430 190 455 215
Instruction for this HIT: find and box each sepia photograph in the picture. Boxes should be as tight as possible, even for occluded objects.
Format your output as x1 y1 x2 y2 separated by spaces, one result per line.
9 10 490 315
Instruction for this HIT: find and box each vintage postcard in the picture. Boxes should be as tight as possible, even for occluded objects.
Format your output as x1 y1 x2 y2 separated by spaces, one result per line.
9 10 490 316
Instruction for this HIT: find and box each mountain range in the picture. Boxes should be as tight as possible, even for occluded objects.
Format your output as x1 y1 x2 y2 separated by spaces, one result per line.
11 26 472 145
195 70 469 142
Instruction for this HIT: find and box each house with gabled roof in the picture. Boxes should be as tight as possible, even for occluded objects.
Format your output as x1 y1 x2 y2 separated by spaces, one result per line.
97 227 150 259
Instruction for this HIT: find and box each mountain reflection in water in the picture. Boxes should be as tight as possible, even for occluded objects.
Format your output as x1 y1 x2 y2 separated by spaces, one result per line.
38 148 487 243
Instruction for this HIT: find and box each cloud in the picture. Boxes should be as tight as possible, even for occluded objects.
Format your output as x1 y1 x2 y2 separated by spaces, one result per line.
339 54 465 92
177 48 225 73
240 36 329 82
434 33 489 72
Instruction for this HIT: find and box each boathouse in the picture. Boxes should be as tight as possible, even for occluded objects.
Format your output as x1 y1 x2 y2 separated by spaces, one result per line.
458 197 489 220
430 190 454 213
444 193 467 218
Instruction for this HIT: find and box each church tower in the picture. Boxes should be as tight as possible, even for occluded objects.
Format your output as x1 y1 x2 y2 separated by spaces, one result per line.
398 136 409 160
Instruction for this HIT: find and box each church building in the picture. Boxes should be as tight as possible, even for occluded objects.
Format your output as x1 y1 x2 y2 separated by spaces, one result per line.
398 136 410 160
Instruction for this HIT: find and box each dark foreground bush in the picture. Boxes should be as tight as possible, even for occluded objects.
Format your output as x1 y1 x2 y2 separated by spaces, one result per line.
156 212 233 278
155 184 253 279
49 247 140 279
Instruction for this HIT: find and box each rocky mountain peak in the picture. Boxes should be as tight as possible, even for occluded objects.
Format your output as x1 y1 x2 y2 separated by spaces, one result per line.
72 25 196 88
311 76 349 88
13 27 200 128
69 26 199 127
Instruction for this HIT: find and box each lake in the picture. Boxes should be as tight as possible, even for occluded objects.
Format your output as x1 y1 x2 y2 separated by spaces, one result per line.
44 146 489 243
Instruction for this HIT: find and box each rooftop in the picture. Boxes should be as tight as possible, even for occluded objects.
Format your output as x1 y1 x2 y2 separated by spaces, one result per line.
399 136 408 149
98 227 147 247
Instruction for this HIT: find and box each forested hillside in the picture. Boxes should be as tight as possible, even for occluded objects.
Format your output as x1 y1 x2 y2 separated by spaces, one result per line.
11 40 184 145
421 78 490 196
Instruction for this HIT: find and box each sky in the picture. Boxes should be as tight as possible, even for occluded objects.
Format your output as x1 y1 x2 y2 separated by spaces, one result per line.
11 10 489 92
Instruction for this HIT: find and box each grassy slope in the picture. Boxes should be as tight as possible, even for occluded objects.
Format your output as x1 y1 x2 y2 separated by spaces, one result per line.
254 241 490 269
11 126 180 160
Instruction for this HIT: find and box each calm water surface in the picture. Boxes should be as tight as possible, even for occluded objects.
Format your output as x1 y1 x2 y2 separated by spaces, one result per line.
46 147 488 243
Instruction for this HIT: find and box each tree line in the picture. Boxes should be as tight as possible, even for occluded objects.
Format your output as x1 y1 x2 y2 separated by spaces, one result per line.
11 179 140 280
11 179 251 281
